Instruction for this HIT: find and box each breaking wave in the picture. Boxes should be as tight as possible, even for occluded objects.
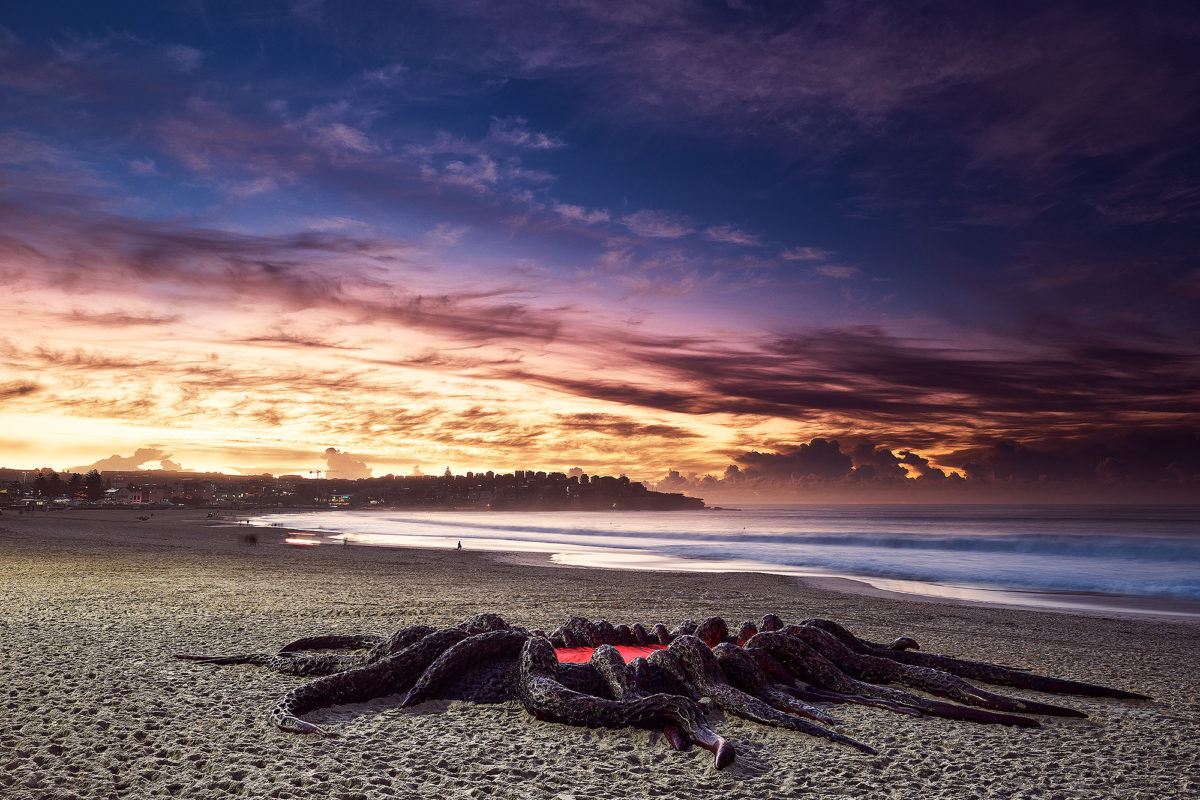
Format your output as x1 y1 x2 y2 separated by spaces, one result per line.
254 504 1200 602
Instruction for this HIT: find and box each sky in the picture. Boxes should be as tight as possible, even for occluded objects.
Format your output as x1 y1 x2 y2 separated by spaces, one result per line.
1 1 1198 501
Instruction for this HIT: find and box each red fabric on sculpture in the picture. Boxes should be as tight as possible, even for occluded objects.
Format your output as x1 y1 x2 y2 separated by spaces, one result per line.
555 644 665 663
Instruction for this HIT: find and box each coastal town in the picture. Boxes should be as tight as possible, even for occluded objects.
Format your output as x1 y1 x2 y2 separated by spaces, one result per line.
0 467 705 512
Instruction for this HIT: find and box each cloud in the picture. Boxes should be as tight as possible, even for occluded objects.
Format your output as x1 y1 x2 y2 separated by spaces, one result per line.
489 116 565 150
426 223 470 245
814 264 859 279
66 310 181 327
942 429 1200 489
0 18 1193 493
621 209 695 239
738 438 853 481
235 328 357 351
157 96 300 177
128 157 157 175
371 2 1200 237
703 225 762 246
290 0 325 26
361 63 406 86
401 129 556 198
323 447 372 479
0 379 39 399
0 131 71 166
306 216 371 232
779 247 860 279
498 322 1200 461
143 92 559 221
845 441 911 484
554 203 610 224
71 447 180 472
312 122 380 155
652 437 947 501
4 183 1196 451
228 176 280 197
0 190 580 345
654 428 1200 502
781 247 834 262
896 449 955 481
163 44 203 72
554 412 697 440
441 3 1200 165
435 154 500 191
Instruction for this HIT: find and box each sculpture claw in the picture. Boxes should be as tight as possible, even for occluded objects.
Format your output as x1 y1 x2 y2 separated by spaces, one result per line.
277 716 329 736
714 739 736 770
886 637 920 651
663 724 688 751
687 723 735 770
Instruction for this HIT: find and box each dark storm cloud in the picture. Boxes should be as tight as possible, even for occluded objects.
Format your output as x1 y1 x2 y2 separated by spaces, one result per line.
757 329 1200 418
554 413 698 441
657 430 1199 500
737 438 853 481
942 428 1200 487
504 371 726 416
845 441 911 484
513 327 1198 440
896 450 957 482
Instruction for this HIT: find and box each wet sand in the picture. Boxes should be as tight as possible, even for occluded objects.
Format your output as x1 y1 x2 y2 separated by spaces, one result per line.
2 509 1198 799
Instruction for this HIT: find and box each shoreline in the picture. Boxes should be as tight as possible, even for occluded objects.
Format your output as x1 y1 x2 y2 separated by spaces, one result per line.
3 509 1198 799
250 510 1200 621
494 548 1200 622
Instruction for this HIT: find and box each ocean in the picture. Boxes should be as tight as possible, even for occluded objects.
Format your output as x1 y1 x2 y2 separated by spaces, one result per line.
251 504 1200 615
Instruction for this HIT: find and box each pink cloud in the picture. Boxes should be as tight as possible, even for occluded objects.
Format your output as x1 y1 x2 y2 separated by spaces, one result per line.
313 122 380 155
621 209 694 239
781 246 833 262
703 225 762 246
554 203 610 224
815 264 859 280
489 116 565 150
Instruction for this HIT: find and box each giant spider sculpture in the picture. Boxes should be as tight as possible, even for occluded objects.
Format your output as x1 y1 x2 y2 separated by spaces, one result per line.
176 613 1148 769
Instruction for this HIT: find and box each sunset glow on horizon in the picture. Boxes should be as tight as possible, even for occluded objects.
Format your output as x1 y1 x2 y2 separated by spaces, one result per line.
2 2 1198 502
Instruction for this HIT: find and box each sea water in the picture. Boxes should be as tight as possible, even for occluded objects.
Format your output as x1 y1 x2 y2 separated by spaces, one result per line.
251 504 1200 614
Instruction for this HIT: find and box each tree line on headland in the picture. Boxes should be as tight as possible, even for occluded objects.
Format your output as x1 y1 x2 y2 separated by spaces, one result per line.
0 468 705 512
4 469 106 503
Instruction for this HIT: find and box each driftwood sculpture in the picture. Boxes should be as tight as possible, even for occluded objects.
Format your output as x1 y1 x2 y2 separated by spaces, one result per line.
176 613 1148 769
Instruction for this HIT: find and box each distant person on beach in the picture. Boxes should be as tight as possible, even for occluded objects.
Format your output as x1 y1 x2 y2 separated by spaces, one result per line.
457 540 462 550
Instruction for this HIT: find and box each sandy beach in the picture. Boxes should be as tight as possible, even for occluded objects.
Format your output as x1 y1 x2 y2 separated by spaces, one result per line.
2 510 1198 800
